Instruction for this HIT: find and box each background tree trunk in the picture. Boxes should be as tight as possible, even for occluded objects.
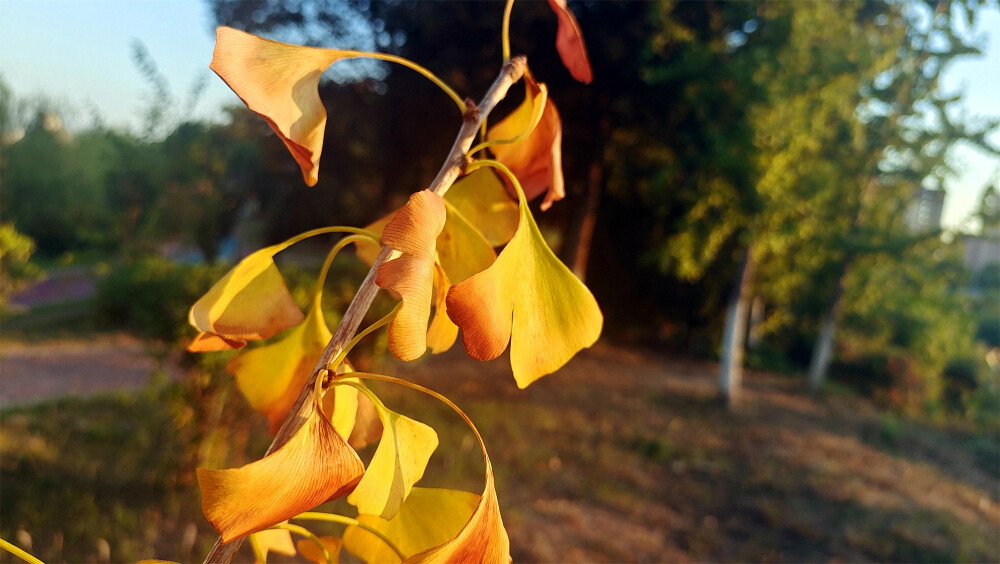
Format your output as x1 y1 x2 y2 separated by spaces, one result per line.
808 260 851 394
720 245 756 408
562 161 603 282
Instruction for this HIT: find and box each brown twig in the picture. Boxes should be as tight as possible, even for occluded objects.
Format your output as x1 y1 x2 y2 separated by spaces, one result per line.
202 55 527 564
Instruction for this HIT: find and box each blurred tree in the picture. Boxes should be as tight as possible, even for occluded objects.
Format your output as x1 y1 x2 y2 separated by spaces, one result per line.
0 223 42 309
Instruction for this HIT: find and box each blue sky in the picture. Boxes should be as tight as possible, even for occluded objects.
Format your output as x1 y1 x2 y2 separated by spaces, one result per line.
1 0 997 231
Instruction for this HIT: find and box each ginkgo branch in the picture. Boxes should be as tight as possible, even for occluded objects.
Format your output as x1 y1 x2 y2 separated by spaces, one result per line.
202 54 526 564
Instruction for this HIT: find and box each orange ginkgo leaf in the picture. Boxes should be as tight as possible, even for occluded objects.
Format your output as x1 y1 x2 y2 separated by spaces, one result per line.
297 536 343 564
197 404 364 542
547 0 593 84
375 190 447 361
211 26 354 186
446 165 603 388
188 245 304 352
487 74 565 211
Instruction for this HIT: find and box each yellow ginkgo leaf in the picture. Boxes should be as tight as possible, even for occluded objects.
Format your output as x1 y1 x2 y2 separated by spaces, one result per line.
297 536 343 564
436 200 499 285
211 26 355 186
197 404 364 542
249 526 296 563
188 245 304 352
444 169 519 248
446 167 603 388
321 368 383 447
343 487 479 564
547 0 594 84
405 463 509 564
347 390 439 520
426 263 458 354
227 302 331 434
487 74 565 211
376 190 447 361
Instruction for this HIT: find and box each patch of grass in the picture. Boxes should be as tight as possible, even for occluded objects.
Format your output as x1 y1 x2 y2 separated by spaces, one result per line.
0 374 268 563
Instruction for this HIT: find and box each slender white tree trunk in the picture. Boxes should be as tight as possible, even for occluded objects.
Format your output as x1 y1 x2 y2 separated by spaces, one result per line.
720 246 755 408
807 261 850 394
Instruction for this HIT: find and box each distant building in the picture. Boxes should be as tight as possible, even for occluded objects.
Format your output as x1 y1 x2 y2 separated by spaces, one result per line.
963 234 999 272
903 187 945 234
962 182 1000 273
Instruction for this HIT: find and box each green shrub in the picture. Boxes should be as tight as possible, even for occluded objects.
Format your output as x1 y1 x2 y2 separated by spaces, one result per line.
0 223 42 308
95 257 226 343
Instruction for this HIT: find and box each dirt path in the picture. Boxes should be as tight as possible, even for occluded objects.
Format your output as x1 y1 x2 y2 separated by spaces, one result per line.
0 335 179 406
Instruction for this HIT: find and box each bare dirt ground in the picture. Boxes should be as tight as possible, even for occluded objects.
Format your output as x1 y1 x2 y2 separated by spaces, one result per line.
0 336 180 406
2 336 997 562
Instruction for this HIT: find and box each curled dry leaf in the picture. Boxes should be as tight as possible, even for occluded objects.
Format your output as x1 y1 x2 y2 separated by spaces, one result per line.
197 404 364 542
188 245 303 352
547 0 594 84
487 74 565 211
211 26 353 186
446 168 603 388
376 190 447 361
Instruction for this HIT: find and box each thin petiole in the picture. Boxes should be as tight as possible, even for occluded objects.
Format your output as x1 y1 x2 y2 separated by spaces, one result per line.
293 512 406 561
340 50 467 113
502 0 515 62
327 301 403 371
0 539 44 564
313 234 375 309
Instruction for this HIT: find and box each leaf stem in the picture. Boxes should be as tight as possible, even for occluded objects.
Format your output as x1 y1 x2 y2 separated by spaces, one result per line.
0 539 44 564
327 301 402 370
502 0 515 62
282 225 380 250
292 512 406 561
314 234 376 309
330 372 488 463
341 50 466 112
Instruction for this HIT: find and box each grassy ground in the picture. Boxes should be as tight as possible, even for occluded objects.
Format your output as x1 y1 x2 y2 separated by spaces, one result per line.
1 342 998 563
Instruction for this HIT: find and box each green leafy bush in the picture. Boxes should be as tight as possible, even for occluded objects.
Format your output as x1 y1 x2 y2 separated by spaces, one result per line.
95 257 226 343
0 222 42 309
